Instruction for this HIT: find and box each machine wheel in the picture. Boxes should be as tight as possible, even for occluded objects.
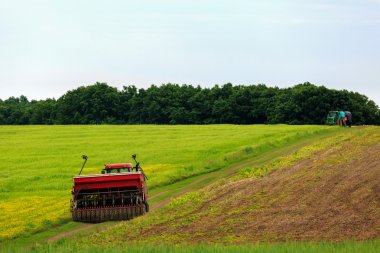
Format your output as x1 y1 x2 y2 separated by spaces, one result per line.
72 205 147 222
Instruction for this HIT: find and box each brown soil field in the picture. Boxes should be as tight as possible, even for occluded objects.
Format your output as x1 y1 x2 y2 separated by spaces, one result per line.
137 129 380 243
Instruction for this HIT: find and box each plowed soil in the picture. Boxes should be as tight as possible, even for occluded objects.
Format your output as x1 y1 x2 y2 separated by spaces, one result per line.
139 131 380 242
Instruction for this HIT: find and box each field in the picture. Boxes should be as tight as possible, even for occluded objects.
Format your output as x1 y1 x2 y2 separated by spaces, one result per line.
0 125 336 243
1 125 379 252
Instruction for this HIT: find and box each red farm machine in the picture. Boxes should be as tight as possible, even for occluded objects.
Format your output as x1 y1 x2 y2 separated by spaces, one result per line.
71 154 149 222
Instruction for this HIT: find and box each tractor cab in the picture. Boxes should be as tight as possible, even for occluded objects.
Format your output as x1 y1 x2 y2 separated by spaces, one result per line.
326 111 339 125
101 163 133 174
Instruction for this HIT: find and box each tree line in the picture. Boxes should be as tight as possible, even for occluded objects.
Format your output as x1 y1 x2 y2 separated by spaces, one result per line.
0 82 379 125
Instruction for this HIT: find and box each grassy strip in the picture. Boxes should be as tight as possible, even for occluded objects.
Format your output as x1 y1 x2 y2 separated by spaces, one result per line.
25 240 380 253
0 222 81 250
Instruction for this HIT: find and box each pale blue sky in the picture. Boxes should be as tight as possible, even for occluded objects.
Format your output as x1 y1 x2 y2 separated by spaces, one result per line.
0 0 379 105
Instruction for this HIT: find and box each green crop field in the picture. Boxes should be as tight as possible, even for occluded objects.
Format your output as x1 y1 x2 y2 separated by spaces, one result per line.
0 124 340 245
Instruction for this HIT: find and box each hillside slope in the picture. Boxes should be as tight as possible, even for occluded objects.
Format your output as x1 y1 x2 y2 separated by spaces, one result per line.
73 127 380 247
151 129 380 242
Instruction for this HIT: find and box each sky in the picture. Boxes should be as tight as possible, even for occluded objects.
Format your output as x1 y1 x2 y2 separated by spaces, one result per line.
0 0 379 105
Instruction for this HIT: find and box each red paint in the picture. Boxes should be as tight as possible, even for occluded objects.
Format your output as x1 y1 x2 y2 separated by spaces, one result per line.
73 172 147 197
104 163 133 169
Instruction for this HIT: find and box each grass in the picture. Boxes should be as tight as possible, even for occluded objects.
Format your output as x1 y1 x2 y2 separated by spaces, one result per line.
34 126 380 253
23 240 380 253
0 124 341 247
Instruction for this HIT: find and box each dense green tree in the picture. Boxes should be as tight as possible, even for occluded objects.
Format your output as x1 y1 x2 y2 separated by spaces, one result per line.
29 99 57 124
0 82 379 125
56 83 120 124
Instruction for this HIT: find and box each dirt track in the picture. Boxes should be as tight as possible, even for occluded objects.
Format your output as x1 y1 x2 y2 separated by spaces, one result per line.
47 224 96 243
138 129 380 242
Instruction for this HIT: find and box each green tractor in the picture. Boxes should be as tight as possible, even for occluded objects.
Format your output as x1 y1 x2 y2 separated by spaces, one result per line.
326 111 339 125
326 111 352 126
